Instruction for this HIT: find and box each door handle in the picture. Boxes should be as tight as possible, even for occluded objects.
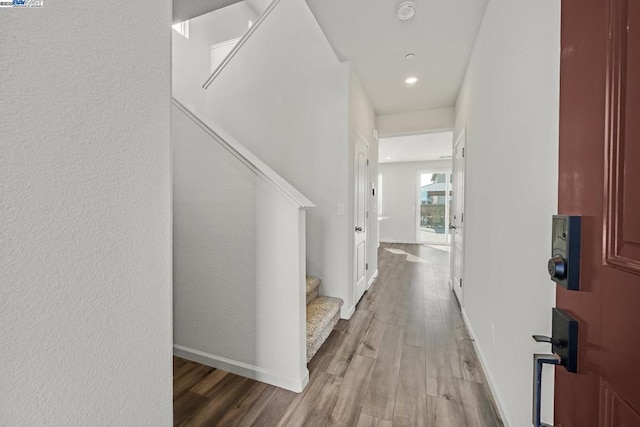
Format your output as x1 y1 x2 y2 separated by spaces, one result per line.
532 335 564 348
449 224 457 230
531 309 579 427
532 353 560 427
355 226 363 232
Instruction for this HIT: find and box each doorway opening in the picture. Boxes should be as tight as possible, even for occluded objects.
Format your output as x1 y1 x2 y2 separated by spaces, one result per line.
378 131 453 246
418 171 452 245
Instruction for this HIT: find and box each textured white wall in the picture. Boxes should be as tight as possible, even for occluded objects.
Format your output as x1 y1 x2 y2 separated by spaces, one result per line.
376 107 455 138
201 0 353 317
378 160 452 244
349 68 378 309
454 0 560 425
0 1 172 425
172 104 308 391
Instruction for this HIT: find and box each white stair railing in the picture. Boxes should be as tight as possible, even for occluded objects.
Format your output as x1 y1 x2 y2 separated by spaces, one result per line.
202 0 283 89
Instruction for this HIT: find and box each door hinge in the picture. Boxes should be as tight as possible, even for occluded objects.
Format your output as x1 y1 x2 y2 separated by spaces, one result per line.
461 212 464 222
460 278 463 287
367 159 369 166
462 147 465 157
366 211 369 219
366 263 369 270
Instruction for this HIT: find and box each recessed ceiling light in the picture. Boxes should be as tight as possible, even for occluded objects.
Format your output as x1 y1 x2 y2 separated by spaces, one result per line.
405 76 418 85
405 53 416 60
386 157 392 160
396 1 416 21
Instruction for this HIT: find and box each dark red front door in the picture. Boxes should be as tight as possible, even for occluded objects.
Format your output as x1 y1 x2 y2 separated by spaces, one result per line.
556 0 640 425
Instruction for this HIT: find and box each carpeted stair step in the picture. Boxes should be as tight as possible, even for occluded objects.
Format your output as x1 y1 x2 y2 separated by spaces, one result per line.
306 276 321 305
306 296 343 362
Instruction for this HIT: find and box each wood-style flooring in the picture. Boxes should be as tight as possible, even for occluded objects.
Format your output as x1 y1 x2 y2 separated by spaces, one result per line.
174 243 504 426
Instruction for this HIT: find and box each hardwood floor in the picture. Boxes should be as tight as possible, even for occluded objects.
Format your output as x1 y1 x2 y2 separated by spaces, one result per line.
174 243 504 426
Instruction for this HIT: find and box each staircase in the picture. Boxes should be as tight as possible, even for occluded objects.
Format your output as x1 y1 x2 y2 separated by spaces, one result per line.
306 276 343 363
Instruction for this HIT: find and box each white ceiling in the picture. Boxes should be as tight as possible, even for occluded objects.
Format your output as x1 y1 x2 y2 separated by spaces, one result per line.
305 0 488 115
379 132 452 163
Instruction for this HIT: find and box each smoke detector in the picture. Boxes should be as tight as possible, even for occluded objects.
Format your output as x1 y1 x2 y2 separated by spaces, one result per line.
396 1 416 20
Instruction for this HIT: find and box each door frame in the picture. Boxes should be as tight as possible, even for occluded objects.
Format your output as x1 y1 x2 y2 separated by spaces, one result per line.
416 168 452 245
450 127 466 305
353 133 369 305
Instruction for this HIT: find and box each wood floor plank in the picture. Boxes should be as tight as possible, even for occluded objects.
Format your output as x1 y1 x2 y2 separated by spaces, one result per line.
356 318 386 359
393 344 427 425
356 412 393 427
325 309 374 377
173 391 209 426
174 363 214 400
282 372 342 427
329 354 376 426
235 385 281 427
215 382 269 426
454 379 504 427
361 323 404 420
426 395 465 427
245 386 298 426
185 377 255 426
189 368 228 396
403 320 426 348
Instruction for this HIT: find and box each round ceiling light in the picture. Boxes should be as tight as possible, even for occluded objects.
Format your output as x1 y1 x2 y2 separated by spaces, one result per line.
396 1 416 21
405 76 418 85
405 53 416 60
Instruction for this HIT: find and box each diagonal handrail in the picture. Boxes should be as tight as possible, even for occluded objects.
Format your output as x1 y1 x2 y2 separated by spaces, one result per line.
172 97 315 209
202 0 282 89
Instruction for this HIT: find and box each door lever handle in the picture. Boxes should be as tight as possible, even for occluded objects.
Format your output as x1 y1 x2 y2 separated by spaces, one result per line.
449 224 456 230
355 226 363 232
532 335 564 348
532 353 560 427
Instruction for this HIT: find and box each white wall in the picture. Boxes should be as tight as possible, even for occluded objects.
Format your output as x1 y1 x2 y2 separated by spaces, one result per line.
378 160 452 244
349 67 378 309
454 0 560 425
172 104 308 391
201 0 353 317
0 2 172 425
190 1 258 46
172 30 210 115
376 107 455 137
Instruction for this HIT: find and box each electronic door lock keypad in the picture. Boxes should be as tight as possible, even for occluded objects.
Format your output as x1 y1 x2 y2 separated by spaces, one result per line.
548 215 581 291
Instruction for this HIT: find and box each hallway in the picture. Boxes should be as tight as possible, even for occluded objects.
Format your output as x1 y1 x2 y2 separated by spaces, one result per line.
173 243 503 426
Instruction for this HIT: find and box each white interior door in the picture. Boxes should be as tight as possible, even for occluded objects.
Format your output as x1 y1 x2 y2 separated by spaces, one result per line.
354 137 368 303
451 129 465 304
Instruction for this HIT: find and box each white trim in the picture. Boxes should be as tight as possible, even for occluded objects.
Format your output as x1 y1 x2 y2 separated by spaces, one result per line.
174 345 309 393
367 269 378 289
172 99 314 209
341 304 356 320
380 239 423 245
461 309 512 427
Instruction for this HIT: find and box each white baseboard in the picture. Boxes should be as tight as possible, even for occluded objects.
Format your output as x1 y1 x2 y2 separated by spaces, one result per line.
341 304 355 320
367 270 379 289
173 344 309 393
460 309 513 427
379 239 420 244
